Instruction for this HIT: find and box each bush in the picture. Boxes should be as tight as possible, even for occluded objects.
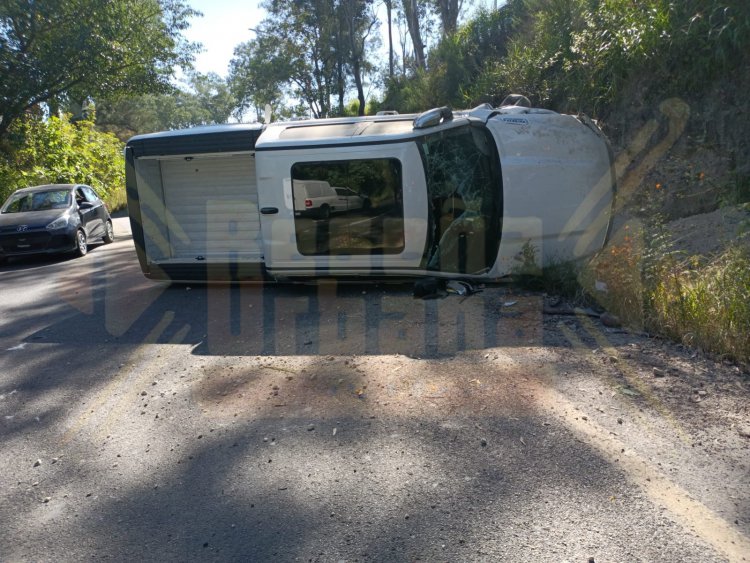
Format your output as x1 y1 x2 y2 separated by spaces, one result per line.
575 228 646 327
583 219 749 363
0 115 126 210
469 0 750 114
648 246 750 363
510 219 749 363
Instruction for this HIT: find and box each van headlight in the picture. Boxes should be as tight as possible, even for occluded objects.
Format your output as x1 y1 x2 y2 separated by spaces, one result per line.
46 215 69 230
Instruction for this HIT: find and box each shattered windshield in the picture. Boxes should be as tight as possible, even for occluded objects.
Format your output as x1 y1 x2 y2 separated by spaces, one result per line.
1 190 71 213
418 124 502 274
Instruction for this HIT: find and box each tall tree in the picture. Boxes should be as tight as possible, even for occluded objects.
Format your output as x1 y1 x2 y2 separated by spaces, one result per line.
384 0 395 78
231 0 379 118
229 38 288 121
402 0 427 69
433 0 462 36
339 0 379 115
0 0 199 140
93 73 238 140
189 72 239 123
234 0 340 118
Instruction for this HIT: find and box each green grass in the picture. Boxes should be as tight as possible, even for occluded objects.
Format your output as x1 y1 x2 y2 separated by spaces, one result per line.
512 233 750 364
648 246 750 362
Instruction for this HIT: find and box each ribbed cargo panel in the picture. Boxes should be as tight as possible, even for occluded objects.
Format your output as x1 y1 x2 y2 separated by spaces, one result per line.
160 154 262 260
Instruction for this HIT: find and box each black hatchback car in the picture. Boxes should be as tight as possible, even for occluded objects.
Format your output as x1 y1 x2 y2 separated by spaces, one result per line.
0 184 114 262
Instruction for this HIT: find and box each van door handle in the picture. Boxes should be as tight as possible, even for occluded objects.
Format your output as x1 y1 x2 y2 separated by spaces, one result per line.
260 207 279 215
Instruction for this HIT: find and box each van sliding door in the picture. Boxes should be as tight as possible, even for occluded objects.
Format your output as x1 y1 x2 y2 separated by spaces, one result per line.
258 142 428 274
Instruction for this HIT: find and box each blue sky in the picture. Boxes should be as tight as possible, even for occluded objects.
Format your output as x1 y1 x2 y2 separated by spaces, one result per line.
182 0 500 78
182 0 267 77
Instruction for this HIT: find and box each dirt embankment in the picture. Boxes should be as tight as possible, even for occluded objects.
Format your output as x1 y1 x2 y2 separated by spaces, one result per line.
602 74 749 257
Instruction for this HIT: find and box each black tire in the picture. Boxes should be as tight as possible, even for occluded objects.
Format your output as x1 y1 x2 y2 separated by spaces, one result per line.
75 229 88 257
103 220 115 243
319 204 331 220
362 198 372 213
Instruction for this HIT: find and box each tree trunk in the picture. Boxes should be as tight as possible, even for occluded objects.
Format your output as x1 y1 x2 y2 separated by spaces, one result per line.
402 0 426 70
386 0 394 78
353 58 366 116
436 0 460 37
0 105 27 144
0 118 11 144
336 57 346 115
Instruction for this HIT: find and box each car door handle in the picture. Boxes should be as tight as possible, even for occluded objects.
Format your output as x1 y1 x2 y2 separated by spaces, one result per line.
260 207 279 215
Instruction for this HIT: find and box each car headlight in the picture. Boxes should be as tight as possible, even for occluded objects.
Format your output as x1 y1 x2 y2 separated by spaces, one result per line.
46 215 69 230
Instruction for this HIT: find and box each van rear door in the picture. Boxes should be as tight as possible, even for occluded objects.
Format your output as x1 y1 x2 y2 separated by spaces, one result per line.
134 152 262 264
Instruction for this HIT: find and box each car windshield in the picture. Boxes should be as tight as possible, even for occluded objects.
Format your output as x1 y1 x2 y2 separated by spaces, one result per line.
1 190 71 213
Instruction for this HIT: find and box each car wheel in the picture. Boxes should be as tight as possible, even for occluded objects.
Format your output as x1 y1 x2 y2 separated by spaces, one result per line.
103 220 115 243
362 198 372 212
75 229 88 257
319 205 331 220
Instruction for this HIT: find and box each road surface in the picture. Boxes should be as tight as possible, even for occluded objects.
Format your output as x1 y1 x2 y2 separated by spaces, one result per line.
0 215 748 562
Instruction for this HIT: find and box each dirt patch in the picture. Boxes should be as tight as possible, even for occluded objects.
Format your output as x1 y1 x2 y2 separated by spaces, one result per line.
192 352 543 422
667 204 749 258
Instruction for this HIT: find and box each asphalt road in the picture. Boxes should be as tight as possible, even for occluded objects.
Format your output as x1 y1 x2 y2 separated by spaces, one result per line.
0 215 748 562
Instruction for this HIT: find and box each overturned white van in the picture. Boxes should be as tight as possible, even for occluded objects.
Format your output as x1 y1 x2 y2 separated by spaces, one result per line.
125 102 615 282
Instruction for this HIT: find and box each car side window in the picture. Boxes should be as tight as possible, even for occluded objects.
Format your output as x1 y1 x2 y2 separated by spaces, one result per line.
75 188 87 205
82 186 100 203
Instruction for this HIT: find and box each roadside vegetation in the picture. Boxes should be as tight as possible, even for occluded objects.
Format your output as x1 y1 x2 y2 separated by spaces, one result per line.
584 221 750 363
456 1 749 363
0 115 125 210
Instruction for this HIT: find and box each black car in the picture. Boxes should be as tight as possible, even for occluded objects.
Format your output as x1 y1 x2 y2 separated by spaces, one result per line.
0 184 114 262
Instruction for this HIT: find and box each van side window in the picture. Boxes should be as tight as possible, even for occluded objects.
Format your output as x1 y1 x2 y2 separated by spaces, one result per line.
291 159 404 256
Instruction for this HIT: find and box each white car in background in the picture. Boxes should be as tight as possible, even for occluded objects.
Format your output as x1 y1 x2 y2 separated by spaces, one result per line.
292 180 339 219
332 187 371 214
292 181 372 219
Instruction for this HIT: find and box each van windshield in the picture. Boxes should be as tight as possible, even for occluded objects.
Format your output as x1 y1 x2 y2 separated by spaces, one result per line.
418 124 502 274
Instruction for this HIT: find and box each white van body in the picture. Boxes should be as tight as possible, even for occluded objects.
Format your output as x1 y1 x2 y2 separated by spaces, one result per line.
125 103 615 282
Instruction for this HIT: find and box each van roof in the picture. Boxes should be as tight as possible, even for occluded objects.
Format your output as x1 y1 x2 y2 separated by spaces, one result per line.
256 114 467 150
127 105 560 156
128 123 264 142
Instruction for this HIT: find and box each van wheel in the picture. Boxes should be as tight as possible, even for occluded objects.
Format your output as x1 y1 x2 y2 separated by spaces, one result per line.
319 205 331 220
